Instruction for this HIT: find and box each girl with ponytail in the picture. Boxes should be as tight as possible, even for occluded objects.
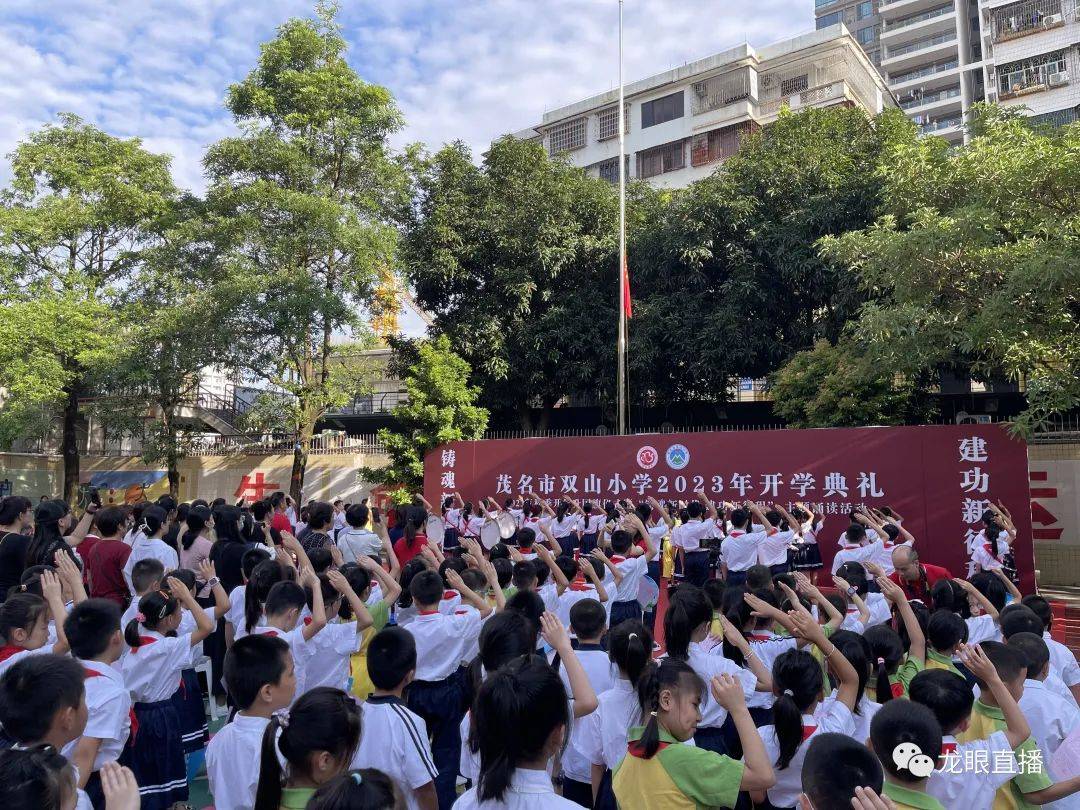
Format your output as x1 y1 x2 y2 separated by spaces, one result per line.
178 505 213 570
120 505 178 597
612 659 775 810
120 575 214 810
865 576 926 703
823 629 881 744
454 655 575 809
663 584 771 754
244 559 288 636
754 608 858 810
254 687 361 810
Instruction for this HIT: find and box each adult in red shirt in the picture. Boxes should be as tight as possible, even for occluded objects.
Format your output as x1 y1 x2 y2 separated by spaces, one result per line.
888 545 952 609
270 492 294 535
84 506 132 608
393 521 429 567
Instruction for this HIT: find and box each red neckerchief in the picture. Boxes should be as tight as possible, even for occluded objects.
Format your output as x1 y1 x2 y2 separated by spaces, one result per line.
801 725 817 742
569 582 594 592
442 590 459 601
748 632 772 642
610 556 626 564
0 645 25 663
83 668 140 743
129 636 158 654
260 629 280 638
890 682 904 698
303 617 312 626
628 739 670 758
418 609 440 616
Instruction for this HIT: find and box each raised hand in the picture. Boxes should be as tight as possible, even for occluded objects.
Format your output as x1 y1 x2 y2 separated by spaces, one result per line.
101 762 141 810
445 569 466 592
877 575 905 604
329 544 344 569
710 673 747 712
198 559 217 584
166 575 193 603
540 611 571 654
326 569 353 596
40 570 63 604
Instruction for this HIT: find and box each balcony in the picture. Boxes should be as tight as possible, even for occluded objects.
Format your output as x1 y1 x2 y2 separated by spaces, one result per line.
882 4 955 37
879 0 951 18
757 80 867 120
690 69 755 117
996 53 1071 99
990 0 1073 44
919 116 962 134
899 85 962 109
885 30 958 59
889 58 959 86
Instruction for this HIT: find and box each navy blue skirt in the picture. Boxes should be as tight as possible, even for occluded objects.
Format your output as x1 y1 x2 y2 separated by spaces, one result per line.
122 698 188 810
170 667 208 754
609 599 643 628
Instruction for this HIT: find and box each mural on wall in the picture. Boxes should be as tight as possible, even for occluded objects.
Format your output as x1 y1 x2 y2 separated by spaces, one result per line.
86 471 169 506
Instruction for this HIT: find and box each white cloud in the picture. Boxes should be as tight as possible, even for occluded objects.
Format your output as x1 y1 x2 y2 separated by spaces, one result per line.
1 0 814 190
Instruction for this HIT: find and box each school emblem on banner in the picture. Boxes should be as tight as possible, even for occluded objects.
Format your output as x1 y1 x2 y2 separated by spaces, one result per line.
665 444 690 470
636 446 658 470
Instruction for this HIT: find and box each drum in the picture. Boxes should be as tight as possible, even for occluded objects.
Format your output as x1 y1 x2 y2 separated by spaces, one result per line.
496 512 516 540
425 515 445 548
480 520 502 550
637 576 660 610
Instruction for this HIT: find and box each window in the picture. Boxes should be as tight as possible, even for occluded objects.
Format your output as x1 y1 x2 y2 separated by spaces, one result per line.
597 105 629 141
596 156 630 184
546 118 586 156
690 122 755 167
856 25 878 45
780 75 809 96
637 140 686 178
640 92 684 128
857 1 874 19
815 0 837 7
817 10 842 27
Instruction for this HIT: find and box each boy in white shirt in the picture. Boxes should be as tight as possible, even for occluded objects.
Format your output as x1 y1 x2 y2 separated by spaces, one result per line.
206 634 296 810
353 627 438 810
246 569 328 699
554 555 611 630
722 501 778 586
63 599 131 810
830 523 883 576
669 492 717 587
121 505 177 595
1022 594 1080 705
606 513 657 627
1011 633 1080 809
404 564 500 809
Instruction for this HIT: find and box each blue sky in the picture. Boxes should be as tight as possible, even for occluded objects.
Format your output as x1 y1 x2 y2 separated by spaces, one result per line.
1 0 813 336
1 0 814 192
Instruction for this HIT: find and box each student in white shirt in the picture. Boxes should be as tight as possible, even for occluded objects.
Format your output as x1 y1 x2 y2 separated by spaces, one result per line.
121 505 178 595
337 504 383 564
549 500 584 557
404 564 500 809
224 546 272 649
554 599 614 807
353 627 438 810
910 646 1033 808
759 504 802 577
580 501 608 556
1022 594 1080 705
970 503 1017 574
834 562 891 627
0 570 75 678
722 501 779 586
1010 633 1080 809
62 599 131 810
663 585 770 753
669 492 717 587
755 609 860 810
554 554 611 629
121 576 214 810
455 654 581 810
829 523 883 576
246 570 329 699
606 513 658 627
206 634 297 810
822 629 882 745
300 568 377 694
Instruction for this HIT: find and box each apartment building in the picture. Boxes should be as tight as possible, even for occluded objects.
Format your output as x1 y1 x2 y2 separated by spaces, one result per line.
513 25 894 189
818 0 1080 141
816 0 885 64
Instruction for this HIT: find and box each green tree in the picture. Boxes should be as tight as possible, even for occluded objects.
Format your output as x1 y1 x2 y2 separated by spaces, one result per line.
0 114 176 503
820 104 1080 433
401 137 620 430
364 336 488 492
205 2 408 501
627 106 918 404
769 339 930 428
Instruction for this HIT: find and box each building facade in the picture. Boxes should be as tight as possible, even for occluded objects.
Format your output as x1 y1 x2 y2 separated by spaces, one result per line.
817 0 1080 142
514 25 894 190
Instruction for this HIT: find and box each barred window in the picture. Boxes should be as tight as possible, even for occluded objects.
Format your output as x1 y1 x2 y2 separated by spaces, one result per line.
596 156 630 184
780 75 809 96
690 122 755 167
547 118 587 156
637 140 686 179
597 105 630 141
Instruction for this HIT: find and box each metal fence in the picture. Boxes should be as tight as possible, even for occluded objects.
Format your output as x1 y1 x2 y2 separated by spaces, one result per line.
186 432 386 457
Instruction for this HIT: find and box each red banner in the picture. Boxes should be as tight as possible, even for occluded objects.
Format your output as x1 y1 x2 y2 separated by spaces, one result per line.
424 424 1034 591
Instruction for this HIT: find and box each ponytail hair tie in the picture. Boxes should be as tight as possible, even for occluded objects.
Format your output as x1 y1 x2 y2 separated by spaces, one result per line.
649 710 657 717
351 772 363 786
135 612 146 623
877 657 885 665
628 633 638 641
278 711 290 729
783 688 794 697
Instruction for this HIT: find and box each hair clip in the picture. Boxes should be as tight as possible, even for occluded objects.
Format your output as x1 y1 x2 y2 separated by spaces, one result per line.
278 711 290 729
351 772 363 786
135 612 146 623
649 710 657 717
783 689 794 697
876 657 885 665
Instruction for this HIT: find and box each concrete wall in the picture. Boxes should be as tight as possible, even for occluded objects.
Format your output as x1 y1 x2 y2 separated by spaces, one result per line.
0 452 390 506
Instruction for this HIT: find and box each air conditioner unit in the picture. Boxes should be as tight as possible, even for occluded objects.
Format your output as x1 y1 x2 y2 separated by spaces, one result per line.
692 80 709 97
1043 13 1063 25
1049 71 1070 86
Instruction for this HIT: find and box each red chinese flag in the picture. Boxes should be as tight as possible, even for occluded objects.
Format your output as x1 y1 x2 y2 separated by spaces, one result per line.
622 254 633 319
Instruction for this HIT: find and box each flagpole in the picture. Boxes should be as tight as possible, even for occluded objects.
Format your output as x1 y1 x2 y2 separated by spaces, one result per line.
617 0 628 436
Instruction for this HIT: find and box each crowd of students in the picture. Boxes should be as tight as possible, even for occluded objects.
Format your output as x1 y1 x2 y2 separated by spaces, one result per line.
0 487 1074 810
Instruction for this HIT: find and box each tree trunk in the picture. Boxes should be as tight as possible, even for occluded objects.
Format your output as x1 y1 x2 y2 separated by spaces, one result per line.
62 382 80 507
290 403 313 504
517 402 534 433
161 406 181 500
